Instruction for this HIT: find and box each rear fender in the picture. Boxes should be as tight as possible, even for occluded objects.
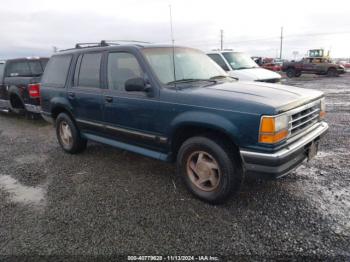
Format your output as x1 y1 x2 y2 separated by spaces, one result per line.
50 96 74 118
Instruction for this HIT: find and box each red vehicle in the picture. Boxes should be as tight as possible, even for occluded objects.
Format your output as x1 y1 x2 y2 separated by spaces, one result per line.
282 57 346 77
262 63 282 72
338 61 350 69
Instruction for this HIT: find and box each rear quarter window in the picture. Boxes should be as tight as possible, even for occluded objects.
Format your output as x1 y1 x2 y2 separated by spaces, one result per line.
41 55 72 88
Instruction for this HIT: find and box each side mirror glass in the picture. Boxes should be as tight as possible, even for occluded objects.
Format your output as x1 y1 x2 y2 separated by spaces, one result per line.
125 77 148 92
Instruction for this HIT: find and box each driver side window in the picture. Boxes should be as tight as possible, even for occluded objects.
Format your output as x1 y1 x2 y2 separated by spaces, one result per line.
107 52 143 91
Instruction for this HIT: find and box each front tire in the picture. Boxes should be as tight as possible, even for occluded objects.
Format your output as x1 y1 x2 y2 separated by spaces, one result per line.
56 113 87 154
9 94 25 115
327 68 338 77
177 136 243 204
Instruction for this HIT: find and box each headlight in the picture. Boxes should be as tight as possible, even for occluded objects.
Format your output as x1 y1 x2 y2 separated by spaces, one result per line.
259 114 290 144
320 98 326 119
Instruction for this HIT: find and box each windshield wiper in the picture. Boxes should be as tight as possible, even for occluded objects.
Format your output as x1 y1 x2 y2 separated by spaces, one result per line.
235 67 252 70
166 78 217 85
210 75 238 81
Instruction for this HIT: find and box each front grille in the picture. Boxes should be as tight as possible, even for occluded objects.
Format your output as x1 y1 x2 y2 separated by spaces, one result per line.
289 102 320 135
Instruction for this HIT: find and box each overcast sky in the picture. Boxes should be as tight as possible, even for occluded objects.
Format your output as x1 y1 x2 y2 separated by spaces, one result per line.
1 0 349 59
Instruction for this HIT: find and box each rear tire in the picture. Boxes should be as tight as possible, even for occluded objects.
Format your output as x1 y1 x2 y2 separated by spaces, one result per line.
9 94 25 115
56 113 87 154
286 68 296 78
177 136 243 204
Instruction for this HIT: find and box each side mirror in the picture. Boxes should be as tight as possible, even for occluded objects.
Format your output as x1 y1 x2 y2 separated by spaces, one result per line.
125 77 149 92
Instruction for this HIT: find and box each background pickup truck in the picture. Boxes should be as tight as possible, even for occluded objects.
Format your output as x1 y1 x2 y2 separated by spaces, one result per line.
282 57 346 78
0 57 48 115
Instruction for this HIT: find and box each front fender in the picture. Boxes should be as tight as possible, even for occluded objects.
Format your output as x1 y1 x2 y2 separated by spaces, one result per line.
168 111 241 145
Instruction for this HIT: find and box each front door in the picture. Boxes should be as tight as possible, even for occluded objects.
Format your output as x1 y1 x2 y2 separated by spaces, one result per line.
102 51 161 150
302 58 316 72
69 52 104 135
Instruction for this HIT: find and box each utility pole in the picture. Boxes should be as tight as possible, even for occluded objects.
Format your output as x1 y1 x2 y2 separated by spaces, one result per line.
279 27 283 59
220 29 223 50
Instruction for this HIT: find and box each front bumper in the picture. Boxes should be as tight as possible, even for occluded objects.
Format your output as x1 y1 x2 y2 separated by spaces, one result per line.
240 122 329 178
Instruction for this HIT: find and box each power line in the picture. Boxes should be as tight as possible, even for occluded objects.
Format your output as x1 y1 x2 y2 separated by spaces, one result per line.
175 30 350 46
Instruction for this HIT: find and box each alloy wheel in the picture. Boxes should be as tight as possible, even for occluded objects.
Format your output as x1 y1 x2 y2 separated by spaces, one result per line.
186 151 221 192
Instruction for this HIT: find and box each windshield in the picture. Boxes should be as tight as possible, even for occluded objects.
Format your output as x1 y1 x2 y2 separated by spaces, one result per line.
222 52 258 70
142 47 227 84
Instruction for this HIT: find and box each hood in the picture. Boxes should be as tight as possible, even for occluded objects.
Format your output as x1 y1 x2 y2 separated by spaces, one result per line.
174 80 324 115
228 68 281 81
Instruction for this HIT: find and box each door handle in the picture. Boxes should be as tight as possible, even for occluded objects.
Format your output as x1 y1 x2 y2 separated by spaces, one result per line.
105 96 113 103
68 92 75 99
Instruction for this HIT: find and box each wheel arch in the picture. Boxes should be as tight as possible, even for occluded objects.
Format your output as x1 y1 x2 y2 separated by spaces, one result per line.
168 112 242 163
50 97 74 122
6 86 26 113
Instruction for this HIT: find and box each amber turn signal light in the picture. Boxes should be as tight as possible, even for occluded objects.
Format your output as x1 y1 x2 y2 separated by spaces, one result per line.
259 115 289 144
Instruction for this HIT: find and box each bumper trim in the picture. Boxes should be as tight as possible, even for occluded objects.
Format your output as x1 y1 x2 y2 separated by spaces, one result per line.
240 122 328 177
25 104 41 113
241 122 328 161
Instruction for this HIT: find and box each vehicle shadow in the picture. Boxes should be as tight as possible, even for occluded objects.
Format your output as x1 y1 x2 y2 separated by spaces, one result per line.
0 111 48 125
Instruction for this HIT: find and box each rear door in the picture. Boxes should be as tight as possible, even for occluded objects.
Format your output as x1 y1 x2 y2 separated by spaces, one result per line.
69 52 104 134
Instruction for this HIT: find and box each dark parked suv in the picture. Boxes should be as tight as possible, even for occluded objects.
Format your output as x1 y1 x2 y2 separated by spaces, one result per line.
40 41 328 203
0 57 48 114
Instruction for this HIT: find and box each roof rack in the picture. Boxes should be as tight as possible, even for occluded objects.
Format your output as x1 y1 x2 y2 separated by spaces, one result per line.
74 42 106 48
101 40 152 45
75 40 151 49
59 40 152 52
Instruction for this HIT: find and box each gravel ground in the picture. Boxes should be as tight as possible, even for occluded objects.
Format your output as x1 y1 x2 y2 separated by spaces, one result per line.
0 73 349 261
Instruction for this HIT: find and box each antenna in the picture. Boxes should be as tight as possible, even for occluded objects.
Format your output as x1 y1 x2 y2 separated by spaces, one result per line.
220 29 223 50
169 4 177 87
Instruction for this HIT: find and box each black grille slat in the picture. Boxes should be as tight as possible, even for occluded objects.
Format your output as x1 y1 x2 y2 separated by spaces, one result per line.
289 104 320 135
